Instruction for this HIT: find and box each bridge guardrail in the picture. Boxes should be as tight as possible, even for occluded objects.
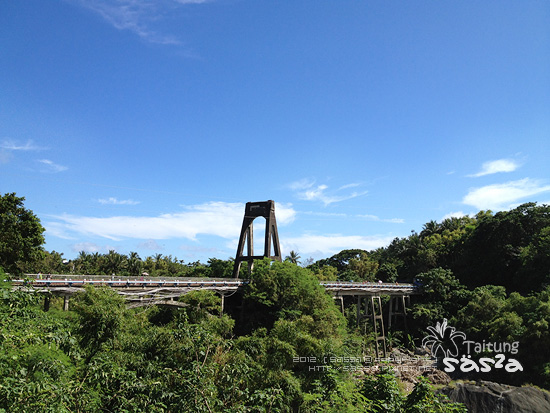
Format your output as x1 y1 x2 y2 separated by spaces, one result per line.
9 276 418 292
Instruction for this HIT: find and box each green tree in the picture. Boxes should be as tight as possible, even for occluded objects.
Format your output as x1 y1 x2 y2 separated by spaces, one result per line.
23 249 66 274
312 265 338 281
0 193 45 274
459 203 550 293
411 268 471 329
348 251 379 281
285 250 302 265
244 259 346 339
73 285 126 359
310 249 367 273
127 251 143 277
206 257 233 278
102 250 127 275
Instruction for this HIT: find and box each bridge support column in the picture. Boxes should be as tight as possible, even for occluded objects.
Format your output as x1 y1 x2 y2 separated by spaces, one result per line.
63 296 70 311
220 294 225 315
44 296 50 312
334 296 344 314
356 295 387 358
388 295 409 331
369 296 387 358
356 296 362 326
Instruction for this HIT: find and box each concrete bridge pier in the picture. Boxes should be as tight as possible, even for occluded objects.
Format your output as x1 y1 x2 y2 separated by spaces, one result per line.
334 296 344 313
388 295 409 331
357 295 387 358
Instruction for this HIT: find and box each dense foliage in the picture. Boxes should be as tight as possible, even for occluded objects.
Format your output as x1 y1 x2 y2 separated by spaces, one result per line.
309 203 550 388
0 193 45 275
2 194 549 410
21 250 235 279
0 264 465 412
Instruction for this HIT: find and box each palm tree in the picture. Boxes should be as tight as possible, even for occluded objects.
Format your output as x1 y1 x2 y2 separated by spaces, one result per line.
420 220 440 238
127 252 142 277
285 250 301 265
153 253 163 270
104 250 127 275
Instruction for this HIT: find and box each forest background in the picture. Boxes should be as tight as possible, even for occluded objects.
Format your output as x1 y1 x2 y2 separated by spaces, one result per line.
1 192 550 411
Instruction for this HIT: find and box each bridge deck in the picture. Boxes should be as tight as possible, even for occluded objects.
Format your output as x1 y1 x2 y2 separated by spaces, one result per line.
9 275 419 298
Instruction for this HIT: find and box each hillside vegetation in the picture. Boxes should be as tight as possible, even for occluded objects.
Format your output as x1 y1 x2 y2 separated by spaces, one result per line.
2 193 549 411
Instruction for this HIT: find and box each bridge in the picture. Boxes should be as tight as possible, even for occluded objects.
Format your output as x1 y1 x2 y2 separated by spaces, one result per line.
11 275 418 357
6 201 419 356
10 275 417 306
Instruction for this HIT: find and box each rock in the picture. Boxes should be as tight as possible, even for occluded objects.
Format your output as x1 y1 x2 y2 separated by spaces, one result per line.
422 368 451 386
438 380 550 413
414 346 430 356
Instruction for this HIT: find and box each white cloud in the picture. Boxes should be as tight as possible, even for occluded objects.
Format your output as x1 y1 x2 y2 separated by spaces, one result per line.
289 179 367 206
275 202 297 225
338 183 361 190
282 234 395 257
1 139 45 163
462 178 550 210
137 240 164 251
44 221 77 240
0 139 44 151
47 201 296 242
468 159 521 177
72 0 173 43
71 0 208 45
174 0 210 4
299 211 348 219
357 214 404 224
441 211 466 221
289 178 316 191
98 197 140 205
179 244 224 260
38 159 68 173
71 242 118 254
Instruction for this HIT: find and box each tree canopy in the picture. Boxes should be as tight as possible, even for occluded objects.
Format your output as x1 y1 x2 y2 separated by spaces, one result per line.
0 193 45 274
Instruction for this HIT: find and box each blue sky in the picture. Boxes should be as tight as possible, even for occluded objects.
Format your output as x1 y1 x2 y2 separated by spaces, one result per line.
1 1 549 263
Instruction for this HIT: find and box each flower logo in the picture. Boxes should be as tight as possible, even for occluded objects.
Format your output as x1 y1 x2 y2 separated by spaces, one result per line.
422 319 466 359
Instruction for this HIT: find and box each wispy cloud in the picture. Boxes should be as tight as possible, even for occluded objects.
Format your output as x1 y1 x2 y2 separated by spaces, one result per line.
46 201 296 241
70 0 209 45
282 234 395 258
298 210 403 223
468 158 521 177
98 197 140 205
357 214 404 224
1 139 44 151
71 242 118 254
441 211 466 221
73 0 179 44
0 139 54 166
462 178 550 210
38 159 68 173
137 240 164 251
289 178 367 206
174 0 210 4
179 244 224 260
338 182 361 190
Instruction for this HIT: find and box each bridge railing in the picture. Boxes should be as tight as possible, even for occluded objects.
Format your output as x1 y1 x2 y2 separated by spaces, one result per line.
9 277 247 288
9 275 418 293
